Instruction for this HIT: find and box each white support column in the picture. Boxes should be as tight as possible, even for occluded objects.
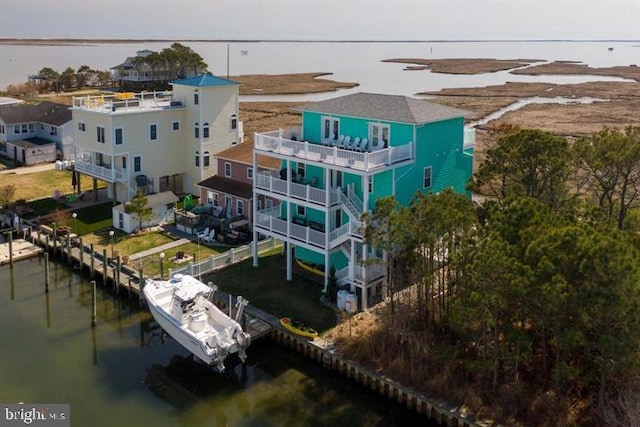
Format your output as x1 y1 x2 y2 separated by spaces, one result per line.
324 251 330 293
252 147 259 268
286 241 292 281
324 166 331 292
286 159 293 281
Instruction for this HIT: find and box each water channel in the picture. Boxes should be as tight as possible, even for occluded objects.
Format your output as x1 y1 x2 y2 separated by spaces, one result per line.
0 257 433 427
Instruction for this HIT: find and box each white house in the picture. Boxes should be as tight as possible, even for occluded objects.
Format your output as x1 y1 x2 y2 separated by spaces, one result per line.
0 101 73 160
112 191 179 233
71 74 241 203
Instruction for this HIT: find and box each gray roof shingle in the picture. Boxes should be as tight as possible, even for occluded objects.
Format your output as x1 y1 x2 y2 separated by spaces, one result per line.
298 92 470 125
0 101 71 126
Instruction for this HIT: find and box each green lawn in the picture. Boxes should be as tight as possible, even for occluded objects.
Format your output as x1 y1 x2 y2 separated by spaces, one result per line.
19 186 334 332
207 250 337 334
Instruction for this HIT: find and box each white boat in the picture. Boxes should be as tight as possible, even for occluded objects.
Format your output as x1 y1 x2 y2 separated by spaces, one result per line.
143 274 251 373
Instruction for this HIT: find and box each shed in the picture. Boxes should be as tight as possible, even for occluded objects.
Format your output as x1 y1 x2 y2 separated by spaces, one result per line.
6 138 56 165
112 191 178 233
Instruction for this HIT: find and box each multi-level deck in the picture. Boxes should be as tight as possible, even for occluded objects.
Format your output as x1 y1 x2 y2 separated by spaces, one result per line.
254 128 414 172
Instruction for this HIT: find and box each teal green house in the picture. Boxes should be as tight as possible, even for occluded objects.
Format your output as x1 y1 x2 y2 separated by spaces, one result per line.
251 92 473 310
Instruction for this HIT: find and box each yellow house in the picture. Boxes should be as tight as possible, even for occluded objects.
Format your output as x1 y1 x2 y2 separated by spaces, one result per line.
71 74 241 202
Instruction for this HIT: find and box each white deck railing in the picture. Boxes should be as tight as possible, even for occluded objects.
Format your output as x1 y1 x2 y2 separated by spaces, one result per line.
254 207 361 249
255 133 413 172
255 173 340 206
72 91 184 113
74 160 127 182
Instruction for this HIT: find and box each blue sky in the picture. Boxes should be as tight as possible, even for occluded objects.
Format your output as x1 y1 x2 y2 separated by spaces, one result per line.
1 0 639 41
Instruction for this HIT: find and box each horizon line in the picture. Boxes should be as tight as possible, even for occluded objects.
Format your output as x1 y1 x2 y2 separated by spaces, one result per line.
1 37 639 44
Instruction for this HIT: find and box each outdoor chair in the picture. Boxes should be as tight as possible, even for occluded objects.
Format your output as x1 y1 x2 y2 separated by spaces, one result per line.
202 229 216 242
197 227 210 239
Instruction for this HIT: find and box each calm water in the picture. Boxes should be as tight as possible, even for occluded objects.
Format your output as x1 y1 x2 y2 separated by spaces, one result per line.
0 258 432 427
1 40 638 100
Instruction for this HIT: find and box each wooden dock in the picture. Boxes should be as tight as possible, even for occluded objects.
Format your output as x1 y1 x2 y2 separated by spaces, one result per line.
18 228 274 341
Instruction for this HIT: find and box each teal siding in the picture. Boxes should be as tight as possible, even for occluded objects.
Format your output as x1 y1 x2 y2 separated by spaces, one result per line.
295 246 349 271
396 117 471 204
302 111 414 147
368 169 394 210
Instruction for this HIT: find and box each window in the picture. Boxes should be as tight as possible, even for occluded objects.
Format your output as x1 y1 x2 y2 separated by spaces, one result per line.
423 166 432 189
21 124 27 133
368 175 373 193
203 151 210 167
297 205 306 217
194 123 199 138
203 122 209 139
246 167 253 180
195 151 200 167
172 121 180 131
50 126 57 136
96 153 104 166
266 199 273 209
369 123 390 148
207 191 214 205
230 114 237 130
194 93 199 105
0 125 4 134
297 162 305 179
115 128 123 145
28 124 34 133
122 157 127 169
78 122 86 132
97 126 105 143
13 125 19 134
134 156 141 173
322 117 339 141
149 124 157 141
237 200 244 216
212 193 219 207
224 162 231 178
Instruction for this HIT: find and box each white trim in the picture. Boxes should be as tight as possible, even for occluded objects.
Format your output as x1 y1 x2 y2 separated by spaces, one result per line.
171 121 180 132
224 161 232 178
236 199 244 216
246 166 253 180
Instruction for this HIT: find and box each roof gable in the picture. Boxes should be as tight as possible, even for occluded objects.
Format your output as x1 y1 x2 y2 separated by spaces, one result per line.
298 92 469 125
172 74 239 87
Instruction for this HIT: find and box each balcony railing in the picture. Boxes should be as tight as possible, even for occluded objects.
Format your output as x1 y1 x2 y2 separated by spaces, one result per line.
255 172 340 206
255 207 361 249
353 261 385 284
72 91 184 113
74 160 127 182
255 132 413 172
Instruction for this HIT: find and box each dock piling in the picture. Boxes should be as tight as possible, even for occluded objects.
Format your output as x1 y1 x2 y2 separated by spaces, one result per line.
8 232 13 268
91 280 97 327
44 252 50 292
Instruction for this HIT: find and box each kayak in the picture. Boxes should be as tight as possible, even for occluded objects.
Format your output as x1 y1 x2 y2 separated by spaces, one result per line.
280 317 318 339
